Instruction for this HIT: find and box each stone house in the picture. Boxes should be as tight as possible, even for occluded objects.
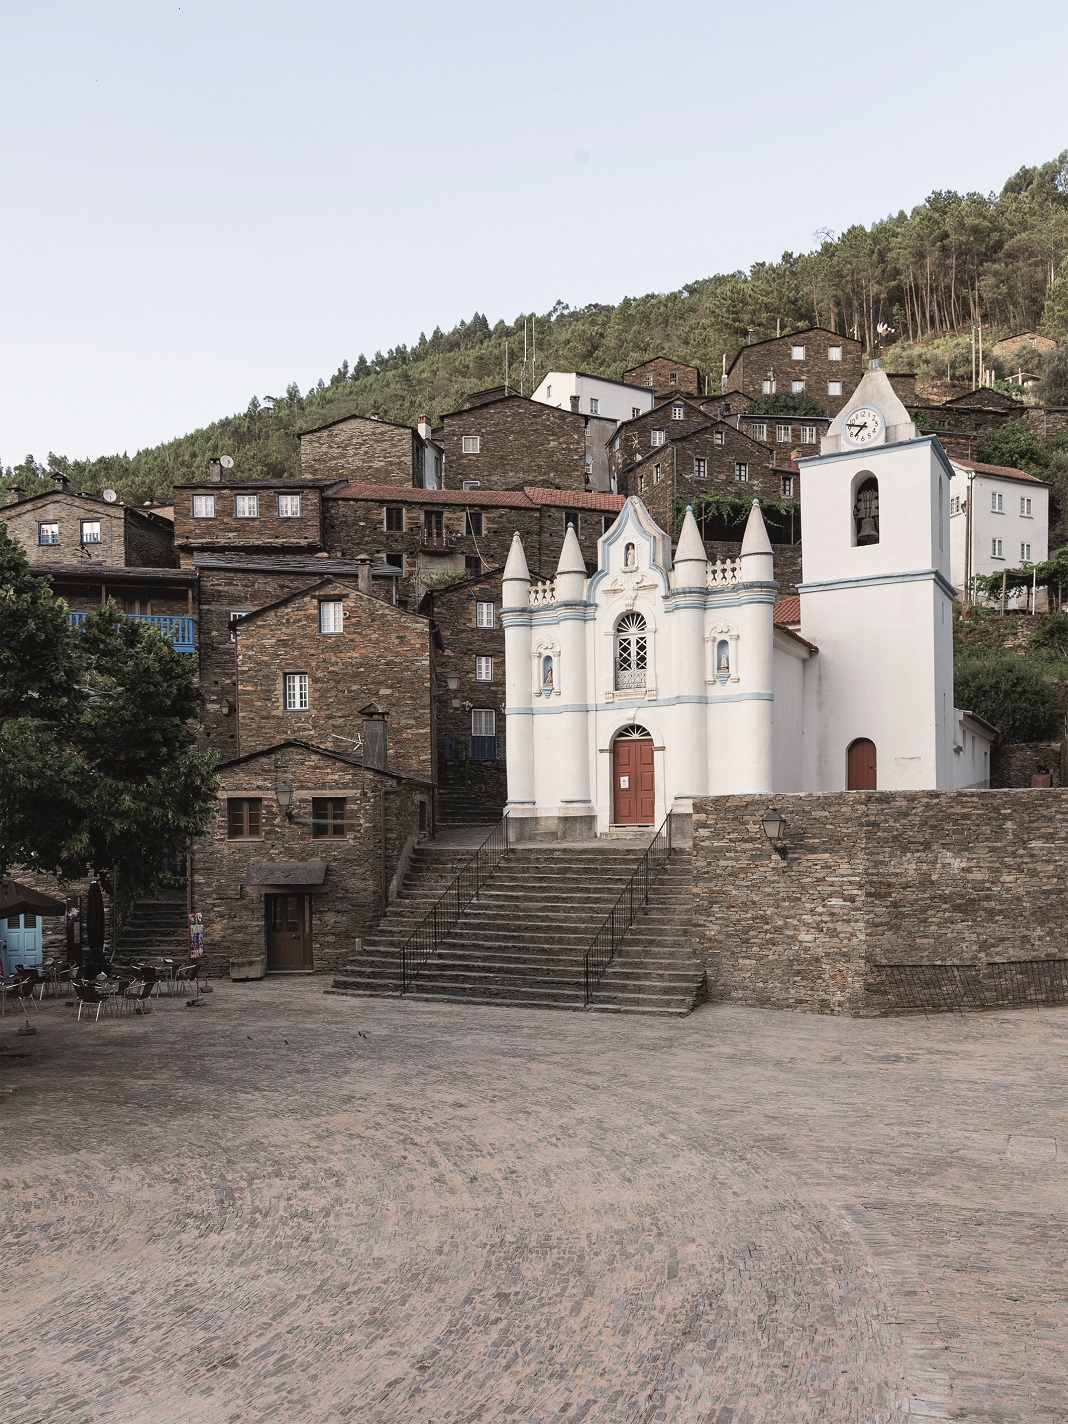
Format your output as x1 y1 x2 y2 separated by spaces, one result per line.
172 478 342 563
623 357 702 398
736 411 830 467
606 396 721 484
3 477 177 572
422 569 509 824
725 329 863 415
620 424 782 536
434 391 598 493
233 577 432 780
298 412 443 487
991 330 1057 362
531 370 656 427
195 739 430 975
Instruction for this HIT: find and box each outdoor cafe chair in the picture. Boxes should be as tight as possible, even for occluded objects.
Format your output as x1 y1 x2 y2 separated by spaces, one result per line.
175 961 200 997
13 972 41 1014
72 980 110 1022
0 976 21 1017
121 980 153 1016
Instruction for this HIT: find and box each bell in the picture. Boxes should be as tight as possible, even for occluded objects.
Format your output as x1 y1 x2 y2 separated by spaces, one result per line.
857 516 879 543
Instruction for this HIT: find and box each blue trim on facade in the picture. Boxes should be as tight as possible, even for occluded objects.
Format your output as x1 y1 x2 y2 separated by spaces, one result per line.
796 433 956 483
505 691 773 715
799 567 957 599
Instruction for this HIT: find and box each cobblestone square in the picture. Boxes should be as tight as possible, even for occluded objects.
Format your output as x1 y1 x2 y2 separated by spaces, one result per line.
2 983 1065 1423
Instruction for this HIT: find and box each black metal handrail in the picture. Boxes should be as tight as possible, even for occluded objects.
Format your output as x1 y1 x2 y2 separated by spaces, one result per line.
583 812 673 1006
399 818 509 993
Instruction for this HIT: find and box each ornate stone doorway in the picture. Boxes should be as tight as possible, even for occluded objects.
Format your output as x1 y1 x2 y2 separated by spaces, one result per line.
612 726 655 824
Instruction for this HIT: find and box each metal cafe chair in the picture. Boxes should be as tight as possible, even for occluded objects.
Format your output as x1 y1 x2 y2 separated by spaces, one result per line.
121 980 154 1016
71 980 110 1022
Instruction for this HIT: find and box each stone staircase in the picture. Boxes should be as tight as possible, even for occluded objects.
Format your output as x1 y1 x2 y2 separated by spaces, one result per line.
330 836 706 1016
117 897 188 962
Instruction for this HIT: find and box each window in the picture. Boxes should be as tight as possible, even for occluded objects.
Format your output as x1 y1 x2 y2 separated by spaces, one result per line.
693 457 706 477
734 462 749 482
602 514 615 534
991 538 1003 558
761 377 774 394
650 429 665 447
671 404 684 420
277 493 301 518
465 511 484 537
781 475 794 497
776 424 791 443
384 552 405 571
475 656 493 682
461 435 480 454
668 371 678 385
631 406 641 419
614 612 648 691
991 491 1003 512
385 505 404 532
800 425 816 444
589 397 599 414
80 519 101 543
190 495 215 519
319 599 344 633
475 601 495 628
462 480 481 490
312 798 348 839
828 380 843 396
235 493 259 518
791 344 806 360
424 510 444 543
564 511 580 534
791 379 806 394
470 708 497 760
38 521 58 544
854 476 879 546
465 555 482 576
584 455 593 475
749 422 767 441
713 429 725 446
546 385 551 399
637 473 645 494
227 798 262 839
1021 542 1032 562
1020 497 1032 516
828 345 843 361
228 609 250 640
653 462 662 483
284 673 309 710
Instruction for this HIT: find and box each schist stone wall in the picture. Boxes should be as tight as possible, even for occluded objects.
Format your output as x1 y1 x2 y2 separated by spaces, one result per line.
196 743 428 974
424 574 508 823
727 331 864 415
623 358 701 396
691 789 1068 1015
235 580 432 780
607 399 717 481
173 484 326 559
437 396 588 492
623 426 781 536
4 495 175 569
299 417 418 484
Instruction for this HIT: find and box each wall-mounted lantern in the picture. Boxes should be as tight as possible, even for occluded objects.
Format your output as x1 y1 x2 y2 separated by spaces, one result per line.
275 782 294 821
760 808 787 859
445 671 460 693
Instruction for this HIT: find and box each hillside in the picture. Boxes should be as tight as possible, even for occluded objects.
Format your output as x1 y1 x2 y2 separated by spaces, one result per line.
3 151 1067 507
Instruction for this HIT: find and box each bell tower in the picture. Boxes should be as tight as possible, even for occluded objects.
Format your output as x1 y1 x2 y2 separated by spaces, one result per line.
797 362 957 790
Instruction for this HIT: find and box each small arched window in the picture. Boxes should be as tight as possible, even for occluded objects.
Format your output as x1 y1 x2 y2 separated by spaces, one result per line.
853 476 879 546
615 612 648 691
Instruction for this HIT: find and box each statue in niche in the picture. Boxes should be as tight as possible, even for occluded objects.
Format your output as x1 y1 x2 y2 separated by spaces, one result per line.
716 638 731 684
623 542 636 569
542 655 554 690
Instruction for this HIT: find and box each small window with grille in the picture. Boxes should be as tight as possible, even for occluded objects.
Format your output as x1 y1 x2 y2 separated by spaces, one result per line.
312 798 348 838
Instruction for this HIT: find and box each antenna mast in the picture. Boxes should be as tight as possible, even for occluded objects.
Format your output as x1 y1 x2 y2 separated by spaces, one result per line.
522 320 528 396
505 338 509 394
532 317 537 392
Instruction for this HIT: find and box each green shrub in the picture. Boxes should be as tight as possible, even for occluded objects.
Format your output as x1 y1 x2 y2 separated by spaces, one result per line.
954 655 1063 742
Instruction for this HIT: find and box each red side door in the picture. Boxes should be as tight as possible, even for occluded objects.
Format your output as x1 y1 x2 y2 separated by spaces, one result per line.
846 738 877 790
613 738 655 824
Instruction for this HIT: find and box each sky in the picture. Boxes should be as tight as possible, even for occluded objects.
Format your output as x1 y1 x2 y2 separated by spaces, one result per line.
2 0 1067 464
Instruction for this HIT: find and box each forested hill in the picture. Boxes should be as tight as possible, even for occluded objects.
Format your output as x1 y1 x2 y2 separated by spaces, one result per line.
5 152 1068 506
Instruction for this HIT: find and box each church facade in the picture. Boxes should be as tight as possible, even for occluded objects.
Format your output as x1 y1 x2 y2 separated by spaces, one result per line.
501 365 995 840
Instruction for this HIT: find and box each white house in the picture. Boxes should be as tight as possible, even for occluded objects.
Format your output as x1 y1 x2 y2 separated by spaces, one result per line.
948 457 1049 609
501 364 994 839
531 371 656 427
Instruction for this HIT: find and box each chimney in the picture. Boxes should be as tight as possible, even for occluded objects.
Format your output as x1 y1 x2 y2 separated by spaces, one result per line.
208 458 222 482
359 703 388 770
569 395 580 412
417 414 432 442
355 555 373 595
52 473 69 493
7 484 24 505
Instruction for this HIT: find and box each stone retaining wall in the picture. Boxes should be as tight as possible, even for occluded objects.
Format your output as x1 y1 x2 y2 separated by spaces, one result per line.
691 789 1068 1015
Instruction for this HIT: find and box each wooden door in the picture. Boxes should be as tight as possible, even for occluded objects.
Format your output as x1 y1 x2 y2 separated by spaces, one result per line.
265 895 313 971
846 738 877 790
1 913 43 975
612 737 655 824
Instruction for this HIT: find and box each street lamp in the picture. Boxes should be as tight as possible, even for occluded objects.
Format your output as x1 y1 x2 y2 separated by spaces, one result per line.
445 671 460 692
760 808 787 859
275 782 294 821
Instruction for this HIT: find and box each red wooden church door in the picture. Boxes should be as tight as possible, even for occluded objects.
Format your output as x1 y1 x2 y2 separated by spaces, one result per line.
847 738 877 790
613 736 655 824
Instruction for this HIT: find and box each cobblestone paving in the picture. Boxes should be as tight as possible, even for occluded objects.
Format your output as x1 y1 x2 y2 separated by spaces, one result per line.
1 983 1065 1423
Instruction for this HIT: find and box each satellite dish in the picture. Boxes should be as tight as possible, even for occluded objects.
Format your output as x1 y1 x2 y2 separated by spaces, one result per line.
220 455 235 469
102 488 118 503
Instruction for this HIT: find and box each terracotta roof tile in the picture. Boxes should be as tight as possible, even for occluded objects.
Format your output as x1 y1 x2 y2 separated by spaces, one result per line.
329 483 535 507
773 595 801 626
523 487 625 511
951 458 1045 484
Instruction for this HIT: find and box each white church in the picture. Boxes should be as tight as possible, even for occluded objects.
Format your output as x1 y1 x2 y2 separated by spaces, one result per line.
500 363 996 839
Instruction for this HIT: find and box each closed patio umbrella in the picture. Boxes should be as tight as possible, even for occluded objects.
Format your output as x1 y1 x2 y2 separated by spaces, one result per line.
85 881 106 976
0 880 65 920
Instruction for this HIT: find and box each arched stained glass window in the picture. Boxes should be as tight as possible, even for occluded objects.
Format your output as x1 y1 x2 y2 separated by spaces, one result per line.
615 612 648 691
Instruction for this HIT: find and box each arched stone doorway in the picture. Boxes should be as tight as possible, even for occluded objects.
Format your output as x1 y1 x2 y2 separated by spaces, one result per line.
612 724 655 824
847 738 877 790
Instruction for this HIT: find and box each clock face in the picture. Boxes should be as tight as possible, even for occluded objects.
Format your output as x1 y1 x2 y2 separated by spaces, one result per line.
843 405 885 447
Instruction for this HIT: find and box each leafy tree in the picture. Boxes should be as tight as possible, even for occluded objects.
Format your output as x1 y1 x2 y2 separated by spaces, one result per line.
975 419 1049 476
0 526 217 893
1034 340 1068 405
746 391 826 417
954 654 1062 742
